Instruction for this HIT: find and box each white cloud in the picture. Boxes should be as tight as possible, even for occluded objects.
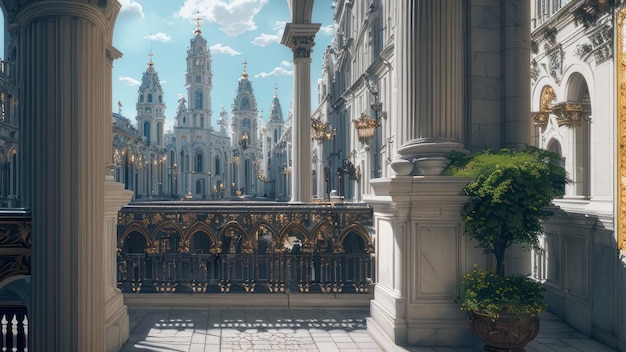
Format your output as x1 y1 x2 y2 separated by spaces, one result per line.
280 60 292 67
118 0 145 18
254 67 293 78
119 76 141 86
252 21 286 47
251 33 281 47
144 32 173 43
160 80 167 84
209 44 242 56
177 0 269 37
320 24 334 36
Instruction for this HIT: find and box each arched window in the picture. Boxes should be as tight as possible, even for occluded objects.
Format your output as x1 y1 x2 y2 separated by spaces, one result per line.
215 156 221 175
195 89 203 109
200 114 205 128
148 93 153 103
241 96 249 110
196 179 205 196
157 122 163 146
140 94 144 103
195 152 203 172
143 121 151 143
158 95 162 103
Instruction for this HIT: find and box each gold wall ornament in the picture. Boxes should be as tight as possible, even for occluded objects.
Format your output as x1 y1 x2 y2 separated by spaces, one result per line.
353 113 379 142
532 85 556 132
617 6 626 250
550 101 591 127
311 115 336 142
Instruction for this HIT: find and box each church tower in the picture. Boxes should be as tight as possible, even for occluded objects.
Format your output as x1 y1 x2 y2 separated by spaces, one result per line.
136 52 166 147
183 17 213 129
231 61 259 149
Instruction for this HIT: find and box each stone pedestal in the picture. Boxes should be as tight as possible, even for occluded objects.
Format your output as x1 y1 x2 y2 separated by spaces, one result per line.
364 176 485 348
104 177 133 351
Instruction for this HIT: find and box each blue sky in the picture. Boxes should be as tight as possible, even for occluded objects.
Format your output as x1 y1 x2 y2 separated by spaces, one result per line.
112 0 334 132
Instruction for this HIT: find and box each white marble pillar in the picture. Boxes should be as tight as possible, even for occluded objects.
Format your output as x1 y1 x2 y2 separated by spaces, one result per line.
14 1 120 350
391 0 466 177
281 23 320 203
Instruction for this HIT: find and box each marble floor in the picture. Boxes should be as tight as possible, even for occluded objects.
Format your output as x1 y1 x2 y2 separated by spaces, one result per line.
120 308 617 352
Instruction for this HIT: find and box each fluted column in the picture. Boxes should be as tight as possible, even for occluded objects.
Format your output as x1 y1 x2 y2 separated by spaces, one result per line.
281 23 320 203
14 1 120 350
392 0 466 176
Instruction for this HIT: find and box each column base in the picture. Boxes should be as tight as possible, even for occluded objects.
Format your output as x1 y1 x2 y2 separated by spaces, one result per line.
105 290 129 352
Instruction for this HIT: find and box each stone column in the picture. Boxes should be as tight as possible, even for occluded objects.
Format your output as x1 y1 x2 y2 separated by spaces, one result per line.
392 0 466 177
14 1 120 350
503 0 532 149
367 0 486 348
281 23 320 203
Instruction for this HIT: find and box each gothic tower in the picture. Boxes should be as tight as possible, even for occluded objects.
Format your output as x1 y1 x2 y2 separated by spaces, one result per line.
136 52 166 147
182 18 213 129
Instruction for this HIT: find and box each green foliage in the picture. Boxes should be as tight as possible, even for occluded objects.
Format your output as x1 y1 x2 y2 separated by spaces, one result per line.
460 266 547 319
444 147 568 276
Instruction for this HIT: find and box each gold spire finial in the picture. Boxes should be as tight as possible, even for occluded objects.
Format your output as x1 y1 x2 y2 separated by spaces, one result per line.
148 50 154 67
194 13 202 35
242 59 248 78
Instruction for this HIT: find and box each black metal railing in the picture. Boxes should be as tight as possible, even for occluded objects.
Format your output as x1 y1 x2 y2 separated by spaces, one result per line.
117 252 373 294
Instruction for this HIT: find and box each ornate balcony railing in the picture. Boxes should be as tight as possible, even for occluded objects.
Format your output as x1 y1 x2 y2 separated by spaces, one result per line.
0 209 31 284
117 202 374 294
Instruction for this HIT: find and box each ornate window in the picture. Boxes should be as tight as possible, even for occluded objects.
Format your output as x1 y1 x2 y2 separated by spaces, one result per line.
148 93 153 103
195 152 203 172
195 89 203 109
143 121 151 144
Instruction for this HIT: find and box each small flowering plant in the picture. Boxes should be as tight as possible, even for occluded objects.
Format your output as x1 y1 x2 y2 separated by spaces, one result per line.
460 266 547 319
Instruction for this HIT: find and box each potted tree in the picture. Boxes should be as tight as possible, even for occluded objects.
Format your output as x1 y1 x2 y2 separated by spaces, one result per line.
444 147 568 350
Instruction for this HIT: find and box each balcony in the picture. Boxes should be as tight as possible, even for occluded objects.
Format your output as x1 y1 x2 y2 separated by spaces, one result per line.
116 201 375 304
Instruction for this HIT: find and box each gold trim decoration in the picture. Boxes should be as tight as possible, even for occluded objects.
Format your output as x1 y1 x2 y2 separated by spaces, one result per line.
550 101 591 127
531 86 556 132
617 6 626 250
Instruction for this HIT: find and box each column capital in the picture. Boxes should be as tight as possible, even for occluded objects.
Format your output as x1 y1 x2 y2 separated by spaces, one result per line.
281 23 321 59
8 0 121 37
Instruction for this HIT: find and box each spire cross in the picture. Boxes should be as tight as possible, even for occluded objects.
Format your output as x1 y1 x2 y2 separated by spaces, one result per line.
148 50 153 67
241 59 248 78
194 12 202 34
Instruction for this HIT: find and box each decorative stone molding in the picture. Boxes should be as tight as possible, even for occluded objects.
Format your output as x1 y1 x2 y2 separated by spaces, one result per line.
530 59 539 82
547 46 564 84
286 35 316 59
614 5 626 249
549 101 592 126
587 22 613 65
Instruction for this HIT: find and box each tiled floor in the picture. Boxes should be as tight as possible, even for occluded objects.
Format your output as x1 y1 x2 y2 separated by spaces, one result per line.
120 308 617 352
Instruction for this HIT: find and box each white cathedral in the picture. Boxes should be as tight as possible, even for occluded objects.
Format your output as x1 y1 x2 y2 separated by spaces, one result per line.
113 21 289 201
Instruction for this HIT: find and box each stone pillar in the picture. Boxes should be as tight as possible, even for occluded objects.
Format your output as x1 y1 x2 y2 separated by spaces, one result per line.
365 178 485 348
104 177 133 351
367 0 487 348
503 0 532 149
14 1 120 350
391 0 466 177
281 23 320 203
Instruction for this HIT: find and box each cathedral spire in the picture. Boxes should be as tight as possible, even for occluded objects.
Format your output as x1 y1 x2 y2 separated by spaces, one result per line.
274 84 278 98
241 59 248 79
194 15 202 35
148 50 154 67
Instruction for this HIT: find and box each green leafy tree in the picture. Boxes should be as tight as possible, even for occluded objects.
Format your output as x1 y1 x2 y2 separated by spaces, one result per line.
445 147 568 277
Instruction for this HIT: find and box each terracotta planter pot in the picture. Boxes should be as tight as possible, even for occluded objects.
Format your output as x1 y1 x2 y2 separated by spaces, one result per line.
469 311 540 351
